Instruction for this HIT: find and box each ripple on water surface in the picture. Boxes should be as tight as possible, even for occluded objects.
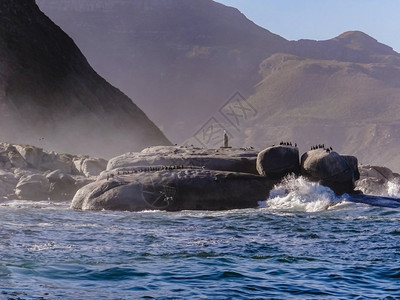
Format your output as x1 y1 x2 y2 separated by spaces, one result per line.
0 197 400 298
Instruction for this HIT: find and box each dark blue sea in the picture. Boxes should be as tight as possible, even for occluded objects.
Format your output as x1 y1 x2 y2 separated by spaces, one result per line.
1 176 400 299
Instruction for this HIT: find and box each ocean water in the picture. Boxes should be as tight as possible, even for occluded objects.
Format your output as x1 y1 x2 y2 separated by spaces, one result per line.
1 177 400 299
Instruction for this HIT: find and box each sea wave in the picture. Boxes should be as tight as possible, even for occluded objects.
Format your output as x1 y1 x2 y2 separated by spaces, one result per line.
260 175 346 212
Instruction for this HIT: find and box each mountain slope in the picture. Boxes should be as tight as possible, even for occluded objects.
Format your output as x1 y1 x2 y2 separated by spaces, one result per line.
36 0 288 142
237 50 400 171
0 0 170 158
288 31 399 63
36 1 400 170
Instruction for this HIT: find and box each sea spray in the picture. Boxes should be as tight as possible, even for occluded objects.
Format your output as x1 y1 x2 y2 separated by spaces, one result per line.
356 177 400 199
260 174 343 212
387 178 400 198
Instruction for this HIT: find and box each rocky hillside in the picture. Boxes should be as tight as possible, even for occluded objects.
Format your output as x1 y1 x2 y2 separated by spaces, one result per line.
37 0 400 170
0 0 170 158
233 38 400 171
36 0 287 142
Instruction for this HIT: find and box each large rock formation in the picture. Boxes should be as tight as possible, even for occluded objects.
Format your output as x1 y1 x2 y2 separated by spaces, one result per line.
71 145 288 211
356 165 400 196
300 149 358 194
107 146 258 174
69 143 400 211
256 145 300 179
71 169 271 211
0 0 170 158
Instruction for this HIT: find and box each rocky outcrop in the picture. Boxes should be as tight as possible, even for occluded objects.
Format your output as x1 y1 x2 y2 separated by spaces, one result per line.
256 145 300 179
72 145 369 211
355 165 400 196
15 173 50 200
0 142 107 200
300 149 358 194
71 146 286 211
74 157 108 177
71 169 272 211
107 146 259 174
67 141 400 211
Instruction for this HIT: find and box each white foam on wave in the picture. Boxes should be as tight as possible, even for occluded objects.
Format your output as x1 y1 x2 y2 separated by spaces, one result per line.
387 179 400 198
259 174 344 212
357 176 400 199
0 199 69 210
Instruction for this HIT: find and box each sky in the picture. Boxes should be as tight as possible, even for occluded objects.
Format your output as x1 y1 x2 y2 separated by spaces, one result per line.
215 0 400 52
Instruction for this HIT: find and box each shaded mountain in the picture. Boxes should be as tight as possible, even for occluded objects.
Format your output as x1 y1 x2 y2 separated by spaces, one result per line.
0 0 170 158
36 0 288 142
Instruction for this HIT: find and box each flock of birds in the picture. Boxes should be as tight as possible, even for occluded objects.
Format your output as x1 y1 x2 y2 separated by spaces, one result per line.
279 141 297 147
277 141 334 153
310 144 333 153
106 165 200 180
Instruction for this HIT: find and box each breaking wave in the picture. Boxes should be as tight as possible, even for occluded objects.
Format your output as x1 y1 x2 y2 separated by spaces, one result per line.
260 174 345 212
385 179 400 198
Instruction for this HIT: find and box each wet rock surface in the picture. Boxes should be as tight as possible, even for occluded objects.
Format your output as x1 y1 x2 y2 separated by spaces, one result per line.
107 146 259 174
301 149 358 194
4 142 397 211
71 168 273 212
356 165 400 196
257 145 300 179
72 145 365 211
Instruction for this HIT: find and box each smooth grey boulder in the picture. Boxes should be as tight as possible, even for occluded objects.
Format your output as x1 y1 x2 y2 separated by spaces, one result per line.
342 155 360 181
74 157 108 177
15 174 50 200
15 145 43 169
0 170 18 199
71 169 273 211
107 146 258 174
46 169 77 200
300 149 357 194
0 153 12 170
256 145 300 179
7 145 28 169
41 152 73 174
356 165 399 196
